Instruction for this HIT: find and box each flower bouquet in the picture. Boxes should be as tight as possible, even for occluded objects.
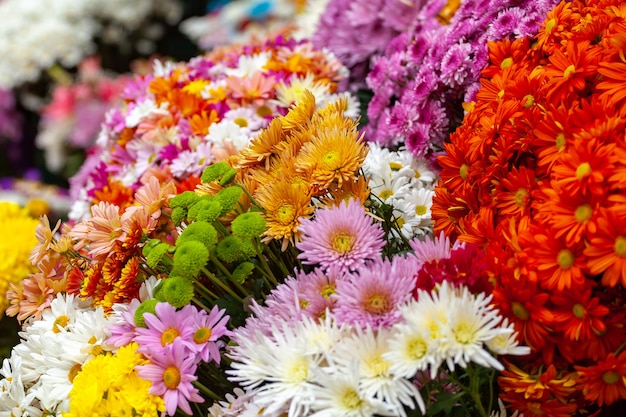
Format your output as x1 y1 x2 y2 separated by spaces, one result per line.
433 0 626 414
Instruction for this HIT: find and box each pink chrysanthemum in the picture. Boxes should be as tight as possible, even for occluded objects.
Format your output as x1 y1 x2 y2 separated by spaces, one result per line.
409 231 464 264
135 302 196 356
333 257 414 328
187 304 230 364
296 199 385 273
137 339 204 416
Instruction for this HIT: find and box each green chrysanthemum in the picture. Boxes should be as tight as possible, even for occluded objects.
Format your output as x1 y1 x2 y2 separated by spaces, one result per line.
134 299 158 328
172 240 209 278
231 262 255 284
201 162 236 184
215 186 243 217
177 221 218 251
154 276 194 308
231 212 266 238
216 235 247 263
145 242 171 269
188 198 222 223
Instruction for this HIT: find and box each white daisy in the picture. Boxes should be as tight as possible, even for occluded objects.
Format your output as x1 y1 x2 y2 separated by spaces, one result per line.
387 198 421 240
222 107 267 131
0 356 41 417
330 326 425 416
402 187 435 230
369 174 411 204
124 98 169 128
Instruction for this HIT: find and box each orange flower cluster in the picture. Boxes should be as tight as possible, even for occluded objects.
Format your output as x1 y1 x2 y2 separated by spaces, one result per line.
432 0 626 414
198 90 370 251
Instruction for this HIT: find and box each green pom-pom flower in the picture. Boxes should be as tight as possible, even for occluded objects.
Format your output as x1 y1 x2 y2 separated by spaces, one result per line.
142 239 162 257
134 299 158 328
154 276 194 308
177 221 218 251
215 186 243 216
171 206 186 226
201 162 235 184
219 168 237 186
231 262 255 284
231 212 266 238
188 197 222 222
216 235 246 263
145 242 171 269
170 191 200 209
172 240 209 278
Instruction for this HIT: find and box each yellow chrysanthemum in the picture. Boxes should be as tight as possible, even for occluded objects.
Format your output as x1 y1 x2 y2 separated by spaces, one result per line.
0 202 39 316
295 120 368 191
256 180 315 251
64 343 164 417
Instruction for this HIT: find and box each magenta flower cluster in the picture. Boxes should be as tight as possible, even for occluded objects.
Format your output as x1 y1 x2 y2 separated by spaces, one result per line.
364 0 560 162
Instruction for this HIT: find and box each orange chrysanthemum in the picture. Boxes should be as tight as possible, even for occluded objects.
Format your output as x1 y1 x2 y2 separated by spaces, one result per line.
585 209 626 287
575 350 626 406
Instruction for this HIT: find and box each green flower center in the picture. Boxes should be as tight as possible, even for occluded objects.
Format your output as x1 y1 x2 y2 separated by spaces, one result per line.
572 303 586 319
557 249 575 270
193 327 212 344
574 204 592 224
603 371 620 384
575 162 592 179
512 302 530 320
615 236 626 258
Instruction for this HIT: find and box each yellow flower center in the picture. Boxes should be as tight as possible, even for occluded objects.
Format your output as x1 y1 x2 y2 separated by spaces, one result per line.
193 327 212 344
603 370 620 384
321 150 340 169
406 337 427 360
546 18 557 34
454 322 475 344
364 294 389 314
500 57 514 69
512 302 530 320
320 284 336 299
514 189 529 207
389 161 403 171
341 388 362 409
556 132 566 150
365 356 389 377
379 189 393 200
575 162 592 179
574 204 592 224
163 366 181 390
233 117 249 128
68 363 82 383
460 163 469 180
53 315 70 333
414 169 421 179
276 204 295 225
615 236 626 258
395 217 406 229
286 359 309 383
563 64 576 78
497 89 505 99
331 232 355 254
557 249 575 270
256 105 272 117
415 205 428 216
161 328 180 346
572 303 586 319
522 94 534 108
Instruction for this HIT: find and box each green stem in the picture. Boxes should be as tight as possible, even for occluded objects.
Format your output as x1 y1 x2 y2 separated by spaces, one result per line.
235 183 264 212
208 252 248 295
189 276 219 301
201 266 244 304
466 365 490 417
252 240 278 286
193 380 221 401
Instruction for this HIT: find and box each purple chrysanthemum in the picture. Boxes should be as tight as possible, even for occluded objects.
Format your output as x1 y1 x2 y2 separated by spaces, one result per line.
137 339 204 416
107 298 141 347
333 257 414 328
296 199 385 273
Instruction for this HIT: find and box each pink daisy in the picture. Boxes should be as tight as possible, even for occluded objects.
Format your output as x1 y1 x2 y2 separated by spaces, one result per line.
187 304 230 364
333 257 414 329
137 339 204 416
296 266 352 320
296 199 385 273
107 298 141 347
135 302 196 356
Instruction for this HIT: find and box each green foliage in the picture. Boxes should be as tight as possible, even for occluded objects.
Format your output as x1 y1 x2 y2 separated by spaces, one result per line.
172 240 209 278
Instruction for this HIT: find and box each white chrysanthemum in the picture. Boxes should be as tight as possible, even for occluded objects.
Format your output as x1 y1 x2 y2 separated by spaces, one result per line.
125 99 169 128
308 361 394 417
225 51 272 78
0 356 42 417
441 283 507 372
330 326 425 416
227 321 322 416
206 119 252 151
484 318 531 357
0 0 183 88
274 72 330 108
292 0 331 40
384 319 437 380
